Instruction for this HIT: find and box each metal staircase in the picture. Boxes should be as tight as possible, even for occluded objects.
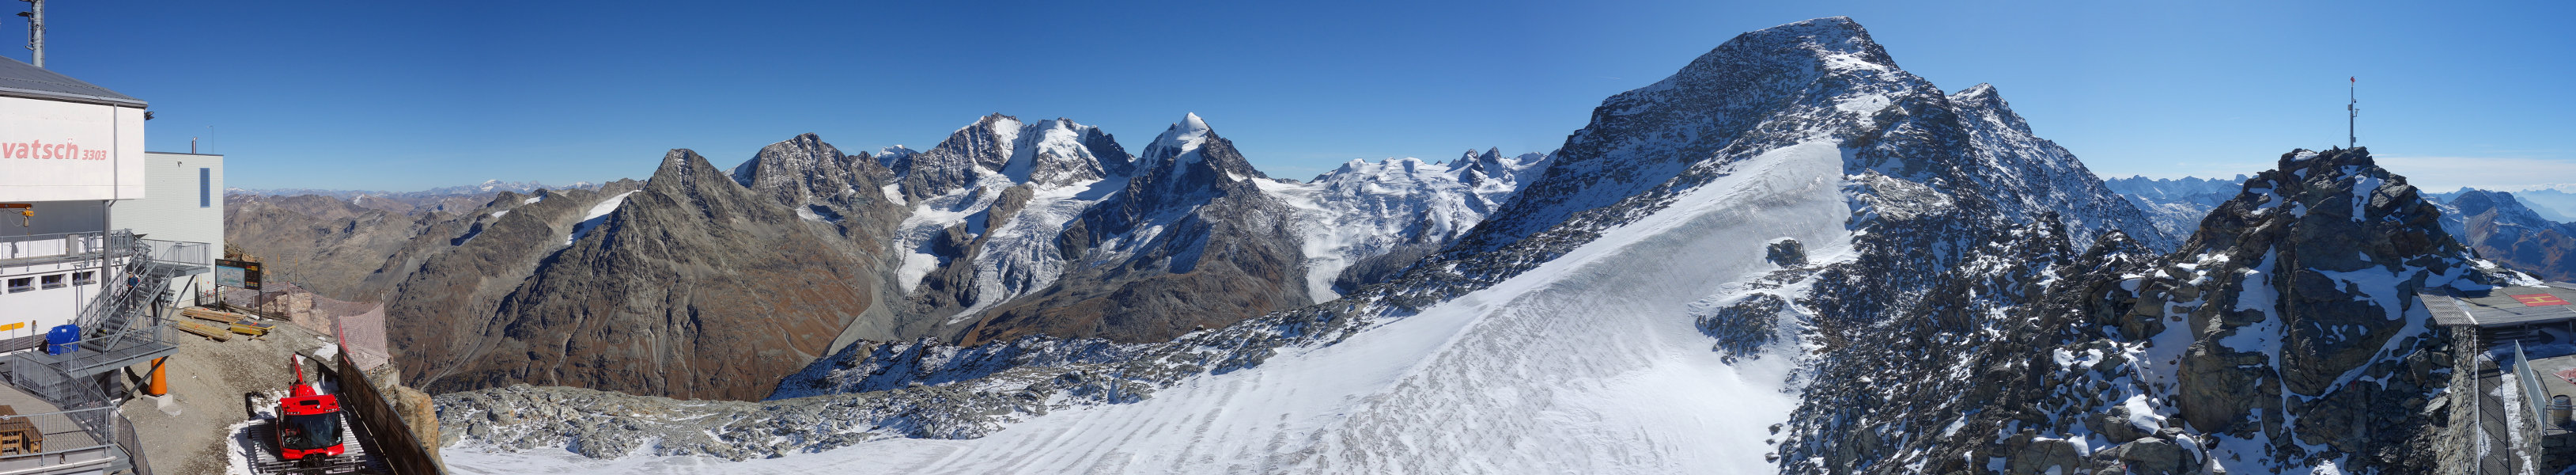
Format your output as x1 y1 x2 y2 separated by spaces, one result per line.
44 235 206 378
0 233 203 475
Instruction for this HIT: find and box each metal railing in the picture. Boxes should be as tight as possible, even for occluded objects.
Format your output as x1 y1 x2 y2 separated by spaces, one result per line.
0 406 122 474
2517 341 2554 432
134 239 207 268
0 232 115 267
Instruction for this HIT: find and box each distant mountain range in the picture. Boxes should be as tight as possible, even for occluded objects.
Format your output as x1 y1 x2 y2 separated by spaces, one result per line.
229 179 601 200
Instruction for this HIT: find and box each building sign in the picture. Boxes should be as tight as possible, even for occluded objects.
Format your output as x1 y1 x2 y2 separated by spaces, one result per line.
215 258 261 290
0 96 145 201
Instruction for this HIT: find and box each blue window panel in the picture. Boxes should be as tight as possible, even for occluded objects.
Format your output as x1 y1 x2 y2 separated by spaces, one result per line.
199 168 211 207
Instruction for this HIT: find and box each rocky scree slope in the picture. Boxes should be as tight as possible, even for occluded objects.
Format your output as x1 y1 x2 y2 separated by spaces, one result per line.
435 17 2180 471
1776 147 2532 474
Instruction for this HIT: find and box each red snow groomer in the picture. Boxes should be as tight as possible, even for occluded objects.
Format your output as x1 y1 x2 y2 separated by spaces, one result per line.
274 355 346 465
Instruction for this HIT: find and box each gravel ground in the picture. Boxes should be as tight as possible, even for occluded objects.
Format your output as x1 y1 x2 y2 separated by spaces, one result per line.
116 319 336 475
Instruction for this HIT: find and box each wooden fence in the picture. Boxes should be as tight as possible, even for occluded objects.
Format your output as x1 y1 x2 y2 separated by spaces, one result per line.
330 348 444 474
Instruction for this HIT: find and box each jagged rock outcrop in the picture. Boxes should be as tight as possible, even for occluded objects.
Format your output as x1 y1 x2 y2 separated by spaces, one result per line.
1784 147 2529 473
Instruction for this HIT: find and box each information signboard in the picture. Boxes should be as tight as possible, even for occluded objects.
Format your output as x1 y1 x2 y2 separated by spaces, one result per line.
214 258 261 290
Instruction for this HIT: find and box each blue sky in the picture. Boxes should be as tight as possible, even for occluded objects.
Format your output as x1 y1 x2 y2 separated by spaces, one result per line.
13 1 2573 192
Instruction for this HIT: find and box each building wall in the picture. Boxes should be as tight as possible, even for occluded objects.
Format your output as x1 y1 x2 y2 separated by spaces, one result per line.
112 152 224 308
0 258 107 340
0 96 146 201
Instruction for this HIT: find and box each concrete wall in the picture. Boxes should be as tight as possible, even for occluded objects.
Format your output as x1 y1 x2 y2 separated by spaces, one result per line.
112 152 224 308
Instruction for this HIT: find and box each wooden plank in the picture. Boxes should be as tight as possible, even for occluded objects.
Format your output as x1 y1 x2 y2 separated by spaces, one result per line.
183 307 254 324
175 321 233 341
229 321 274 336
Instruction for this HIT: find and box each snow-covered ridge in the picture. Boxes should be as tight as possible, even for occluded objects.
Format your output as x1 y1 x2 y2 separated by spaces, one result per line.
565 191 637 245
887 115 1134 317
1258 148 1550 301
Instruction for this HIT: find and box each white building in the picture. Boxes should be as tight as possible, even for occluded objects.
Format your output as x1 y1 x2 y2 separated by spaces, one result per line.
0 55 151 339
0 51 202 475
113 151 225 310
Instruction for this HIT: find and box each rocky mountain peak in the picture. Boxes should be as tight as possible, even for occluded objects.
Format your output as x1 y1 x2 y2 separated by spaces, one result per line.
1131 113 1266 196
1658 16 1897 92
1007 118 1129 188
899 114 1134 199
730 134 842 189
1947 83 2033 135
877 145 917 173
1137 113 1217 175
2184 147 2455 261
1999 146 2496 472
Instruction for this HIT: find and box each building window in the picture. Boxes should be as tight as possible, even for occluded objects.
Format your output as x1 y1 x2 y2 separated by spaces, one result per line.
5 278 28 293
38 275 63 290
200 168 212 208
71 272 96 286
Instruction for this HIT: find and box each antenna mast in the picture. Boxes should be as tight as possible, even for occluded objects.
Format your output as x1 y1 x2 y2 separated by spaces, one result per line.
16 0 38 68
2347 77 2358 150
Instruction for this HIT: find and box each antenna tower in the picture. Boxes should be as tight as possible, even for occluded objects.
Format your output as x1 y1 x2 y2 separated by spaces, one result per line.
2347 77 2358 149
16 0 38 67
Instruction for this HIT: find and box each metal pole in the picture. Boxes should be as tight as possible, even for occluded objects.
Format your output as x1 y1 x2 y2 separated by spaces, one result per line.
20 0 38 68
2347 78 2358 150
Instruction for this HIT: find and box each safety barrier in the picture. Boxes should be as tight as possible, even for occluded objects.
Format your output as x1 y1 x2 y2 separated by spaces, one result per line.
331 347 443 474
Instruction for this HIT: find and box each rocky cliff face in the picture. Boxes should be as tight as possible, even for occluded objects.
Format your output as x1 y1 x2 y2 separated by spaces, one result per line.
1778 147 2531 474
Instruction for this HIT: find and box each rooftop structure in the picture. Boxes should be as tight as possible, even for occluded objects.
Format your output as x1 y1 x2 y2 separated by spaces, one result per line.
2423 282 2576 328
0 57 144 108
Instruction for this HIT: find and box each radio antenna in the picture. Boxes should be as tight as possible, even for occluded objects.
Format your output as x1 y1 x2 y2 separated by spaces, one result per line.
2347 77 2358 150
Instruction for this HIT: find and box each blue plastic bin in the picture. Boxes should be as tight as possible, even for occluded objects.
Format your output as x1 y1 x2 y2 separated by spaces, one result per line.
44 325 78 355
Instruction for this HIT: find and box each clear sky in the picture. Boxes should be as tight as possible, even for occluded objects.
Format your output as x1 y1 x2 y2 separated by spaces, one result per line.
11 1 2571 192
